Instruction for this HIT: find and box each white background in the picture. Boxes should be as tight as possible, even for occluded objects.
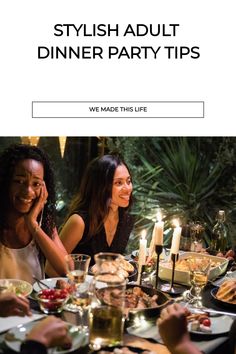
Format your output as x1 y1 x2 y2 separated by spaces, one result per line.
0 0 235 136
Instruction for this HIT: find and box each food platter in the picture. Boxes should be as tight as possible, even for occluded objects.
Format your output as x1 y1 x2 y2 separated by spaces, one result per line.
159 252 229 286
89 260 138 282
125 285 171 323
4 321 88 354
95 283 171 325
0 279 32 297
211 287 236 309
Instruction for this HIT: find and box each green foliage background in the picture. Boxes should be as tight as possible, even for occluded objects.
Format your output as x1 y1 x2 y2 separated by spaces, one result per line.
108 137 236 253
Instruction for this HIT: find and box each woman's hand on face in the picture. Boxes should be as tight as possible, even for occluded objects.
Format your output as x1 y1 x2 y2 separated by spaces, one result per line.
25 182 48 228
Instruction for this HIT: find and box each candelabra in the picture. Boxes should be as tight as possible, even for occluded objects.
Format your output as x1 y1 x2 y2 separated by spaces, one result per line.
160 252 185 294
155 244 163 288
169 253 178 292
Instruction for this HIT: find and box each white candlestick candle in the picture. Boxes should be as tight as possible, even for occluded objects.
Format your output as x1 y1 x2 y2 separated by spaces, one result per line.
149 211 164 257
138 230 147 267
155 220 164 246
170 221 182 255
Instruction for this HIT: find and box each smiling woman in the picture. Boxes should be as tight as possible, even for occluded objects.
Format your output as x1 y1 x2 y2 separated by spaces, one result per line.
59 154 134 265
0 144 68 282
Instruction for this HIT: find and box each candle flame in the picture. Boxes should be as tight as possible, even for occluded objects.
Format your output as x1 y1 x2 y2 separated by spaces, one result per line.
141 229 147 239
156 210 162 222
172 219 180 228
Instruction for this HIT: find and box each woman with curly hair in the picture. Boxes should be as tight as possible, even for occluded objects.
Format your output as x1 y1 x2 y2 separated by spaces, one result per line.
0 144 68 282
59 154 134 265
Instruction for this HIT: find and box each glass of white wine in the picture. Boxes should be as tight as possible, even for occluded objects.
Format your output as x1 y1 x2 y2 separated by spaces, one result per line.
64 254 91 314
188 258 211 308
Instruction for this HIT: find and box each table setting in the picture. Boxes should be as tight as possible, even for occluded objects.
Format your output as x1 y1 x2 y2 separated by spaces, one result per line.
0 225 235 354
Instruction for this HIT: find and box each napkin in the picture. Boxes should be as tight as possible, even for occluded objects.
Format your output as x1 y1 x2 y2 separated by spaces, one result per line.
0 313 45 333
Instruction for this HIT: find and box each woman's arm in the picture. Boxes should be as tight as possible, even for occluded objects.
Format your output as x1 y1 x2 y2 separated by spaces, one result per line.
59 214 85 254
30 226 68 277
24 182 68 276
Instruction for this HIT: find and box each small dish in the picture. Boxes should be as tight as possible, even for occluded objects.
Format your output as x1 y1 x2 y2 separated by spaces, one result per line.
0 279 32 297
36 288 69 314
5 321 88 353
188 315 233 335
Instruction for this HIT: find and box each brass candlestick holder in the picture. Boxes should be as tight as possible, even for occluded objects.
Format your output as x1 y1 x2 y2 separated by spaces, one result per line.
155 245 163 288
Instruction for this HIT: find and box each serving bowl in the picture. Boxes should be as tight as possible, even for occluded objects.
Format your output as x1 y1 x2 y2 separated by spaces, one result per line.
126 285 171 321
159 252 229 286
96 284 171 325
36 288 69 314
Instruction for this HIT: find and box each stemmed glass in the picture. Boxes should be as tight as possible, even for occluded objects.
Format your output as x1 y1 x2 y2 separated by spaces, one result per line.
64 254 91 328
190 222 205 252
187 258 211 308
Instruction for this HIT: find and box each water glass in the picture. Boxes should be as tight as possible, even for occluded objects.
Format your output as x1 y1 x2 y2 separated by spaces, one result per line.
64 254 91 313
89 252 126 350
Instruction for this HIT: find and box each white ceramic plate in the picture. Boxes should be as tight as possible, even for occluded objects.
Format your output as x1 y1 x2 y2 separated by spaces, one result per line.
188 315 233 335
211 287 236 310
33 277 68 292
0 279 32 297
212 270 236 287
127 315 234 340
126 319 160 341
4 320 88 353
33 275 93 292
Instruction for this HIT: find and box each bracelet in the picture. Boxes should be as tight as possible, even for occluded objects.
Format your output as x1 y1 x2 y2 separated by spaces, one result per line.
33 223 40 235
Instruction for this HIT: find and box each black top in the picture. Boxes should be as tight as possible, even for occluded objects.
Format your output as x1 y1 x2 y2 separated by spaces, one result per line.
72 208 134 265
20 340 47 354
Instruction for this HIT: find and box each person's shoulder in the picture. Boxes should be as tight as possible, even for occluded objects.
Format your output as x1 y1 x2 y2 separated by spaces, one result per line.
68 213 85 225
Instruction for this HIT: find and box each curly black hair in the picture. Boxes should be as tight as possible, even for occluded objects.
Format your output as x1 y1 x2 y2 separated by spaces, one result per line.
0 144 56 238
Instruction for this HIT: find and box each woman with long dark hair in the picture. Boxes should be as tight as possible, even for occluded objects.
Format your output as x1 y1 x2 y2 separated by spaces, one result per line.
0 144 67 282
60 154 134 264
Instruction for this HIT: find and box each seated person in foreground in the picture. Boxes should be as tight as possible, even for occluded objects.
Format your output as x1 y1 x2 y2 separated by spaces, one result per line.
158 303 236 354
0 293 72 354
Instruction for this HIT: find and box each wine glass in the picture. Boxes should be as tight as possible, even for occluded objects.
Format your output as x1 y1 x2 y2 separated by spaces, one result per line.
64 254 91 316
73 281 92 331
187 258 211 308
190 222 205 252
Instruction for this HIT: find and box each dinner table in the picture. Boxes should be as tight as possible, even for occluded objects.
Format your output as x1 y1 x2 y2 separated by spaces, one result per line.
0 267 235 354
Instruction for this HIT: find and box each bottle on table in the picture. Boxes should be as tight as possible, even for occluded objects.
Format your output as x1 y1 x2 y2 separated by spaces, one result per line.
211 210 228 254
180 224 191 251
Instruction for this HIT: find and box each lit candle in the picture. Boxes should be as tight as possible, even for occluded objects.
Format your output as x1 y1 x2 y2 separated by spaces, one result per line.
154 211 164 246
170 219 182 254
139 230 147 267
